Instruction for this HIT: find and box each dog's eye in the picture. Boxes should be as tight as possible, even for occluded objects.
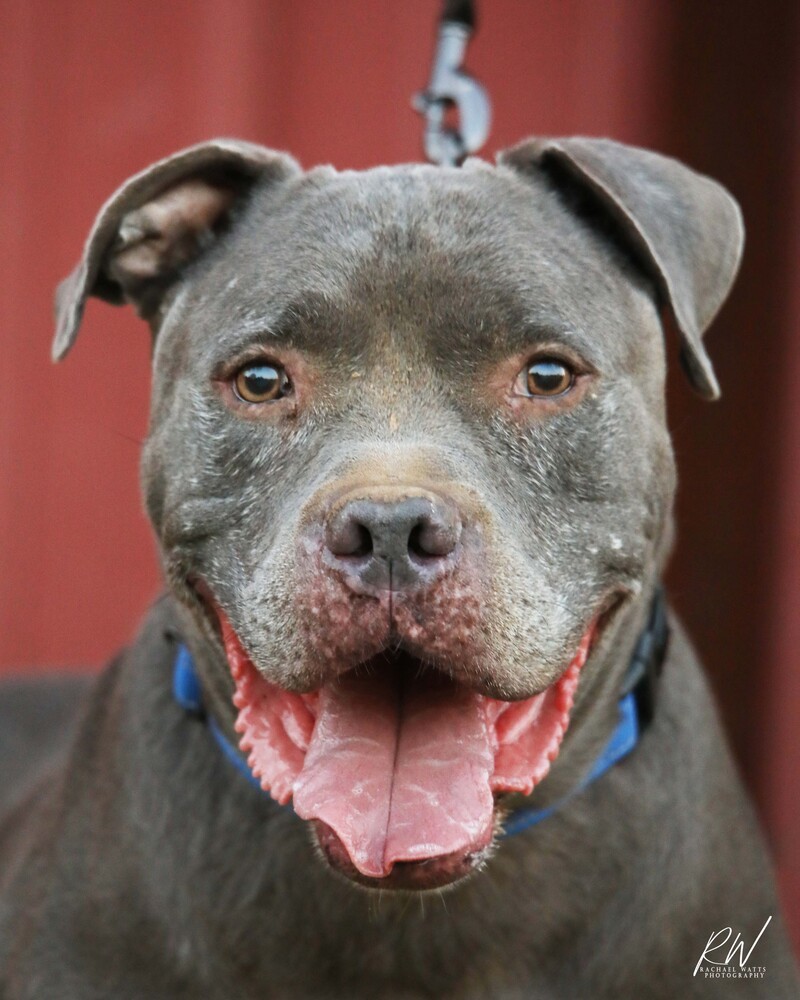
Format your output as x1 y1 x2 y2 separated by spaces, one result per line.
521 359 574 397
233 363 291 403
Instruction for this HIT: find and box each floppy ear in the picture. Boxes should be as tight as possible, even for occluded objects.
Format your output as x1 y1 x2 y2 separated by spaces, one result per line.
53 139 300 361
498 137 744 400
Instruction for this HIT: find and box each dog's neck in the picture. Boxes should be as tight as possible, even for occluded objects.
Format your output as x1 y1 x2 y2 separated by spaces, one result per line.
106 602 684 996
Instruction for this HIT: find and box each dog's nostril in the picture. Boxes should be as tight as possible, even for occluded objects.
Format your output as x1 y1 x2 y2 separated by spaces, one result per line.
408 524 428 559
408 521 457 560
350 523 373 558
327 516 374 558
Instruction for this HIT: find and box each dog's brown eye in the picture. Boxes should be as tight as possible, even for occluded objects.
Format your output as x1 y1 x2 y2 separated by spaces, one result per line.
233 363 290 403
523 359 574 397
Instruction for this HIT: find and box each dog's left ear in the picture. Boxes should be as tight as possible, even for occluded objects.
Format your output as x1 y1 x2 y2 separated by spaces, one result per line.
53 139 300 361
498 137 744 400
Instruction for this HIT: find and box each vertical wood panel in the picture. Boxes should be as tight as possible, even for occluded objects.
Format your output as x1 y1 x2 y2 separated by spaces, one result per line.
656 1 800 950
661 0 799 787
761 51 800 942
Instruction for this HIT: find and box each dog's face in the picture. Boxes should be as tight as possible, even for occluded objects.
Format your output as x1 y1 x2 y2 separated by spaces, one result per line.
55 138 742 890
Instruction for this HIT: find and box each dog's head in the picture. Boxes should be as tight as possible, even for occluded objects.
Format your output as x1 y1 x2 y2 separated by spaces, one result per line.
55 137 742 890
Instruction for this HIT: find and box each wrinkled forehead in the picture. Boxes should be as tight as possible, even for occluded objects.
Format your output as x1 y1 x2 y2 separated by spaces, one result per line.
171 162 657 367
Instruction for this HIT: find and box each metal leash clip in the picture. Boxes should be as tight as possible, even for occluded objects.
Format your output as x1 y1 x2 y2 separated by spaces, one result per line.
413 1 491 166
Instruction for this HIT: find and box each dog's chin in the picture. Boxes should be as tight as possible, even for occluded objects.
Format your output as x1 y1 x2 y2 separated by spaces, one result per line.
313 819 494 891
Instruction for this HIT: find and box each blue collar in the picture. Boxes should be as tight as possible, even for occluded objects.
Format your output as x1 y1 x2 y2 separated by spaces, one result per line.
172 644 263 791
172 590 668 836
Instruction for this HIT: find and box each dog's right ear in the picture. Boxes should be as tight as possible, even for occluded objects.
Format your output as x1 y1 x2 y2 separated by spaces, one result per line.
53 140 300 361
498 137 743 400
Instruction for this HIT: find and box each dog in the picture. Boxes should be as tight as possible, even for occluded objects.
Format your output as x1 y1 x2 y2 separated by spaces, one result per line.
1 136 797 998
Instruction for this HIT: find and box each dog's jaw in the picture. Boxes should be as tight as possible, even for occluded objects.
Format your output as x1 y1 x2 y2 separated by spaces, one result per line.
215 600 596 890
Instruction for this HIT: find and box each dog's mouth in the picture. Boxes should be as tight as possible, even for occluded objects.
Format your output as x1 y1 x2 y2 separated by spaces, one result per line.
214 606 597 890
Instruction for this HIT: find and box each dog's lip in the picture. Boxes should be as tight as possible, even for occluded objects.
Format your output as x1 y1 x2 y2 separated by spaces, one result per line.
187 577 617 890
221 612 598 886
188 574 607 701
187 577 223 640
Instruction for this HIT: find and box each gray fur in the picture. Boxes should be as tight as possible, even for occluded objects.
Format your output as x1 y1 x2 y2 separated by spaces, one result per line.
1 137 796 997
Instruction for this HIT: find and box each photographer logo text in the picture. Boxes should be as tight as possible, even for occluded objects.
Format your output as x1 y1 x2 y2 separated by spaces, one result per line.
693 915 771 979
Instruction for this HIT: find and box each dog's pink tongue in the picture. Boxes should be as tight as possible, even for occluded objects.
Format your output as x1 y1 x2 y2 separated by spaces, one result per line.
291 668 495 878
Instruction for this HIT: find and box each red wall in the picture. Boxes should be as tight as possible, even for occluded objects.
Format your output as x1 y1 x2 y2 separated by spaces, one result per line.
2 0 798 947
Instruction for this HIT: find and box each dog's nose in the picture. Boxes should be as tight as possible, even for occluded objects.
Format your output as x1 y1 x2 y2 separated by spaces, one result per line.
324 492 462 592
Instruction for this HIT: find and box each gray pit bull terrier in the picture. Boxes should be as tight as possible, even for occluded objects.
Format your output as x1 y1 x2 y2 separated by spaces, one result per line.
1 136 798 998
